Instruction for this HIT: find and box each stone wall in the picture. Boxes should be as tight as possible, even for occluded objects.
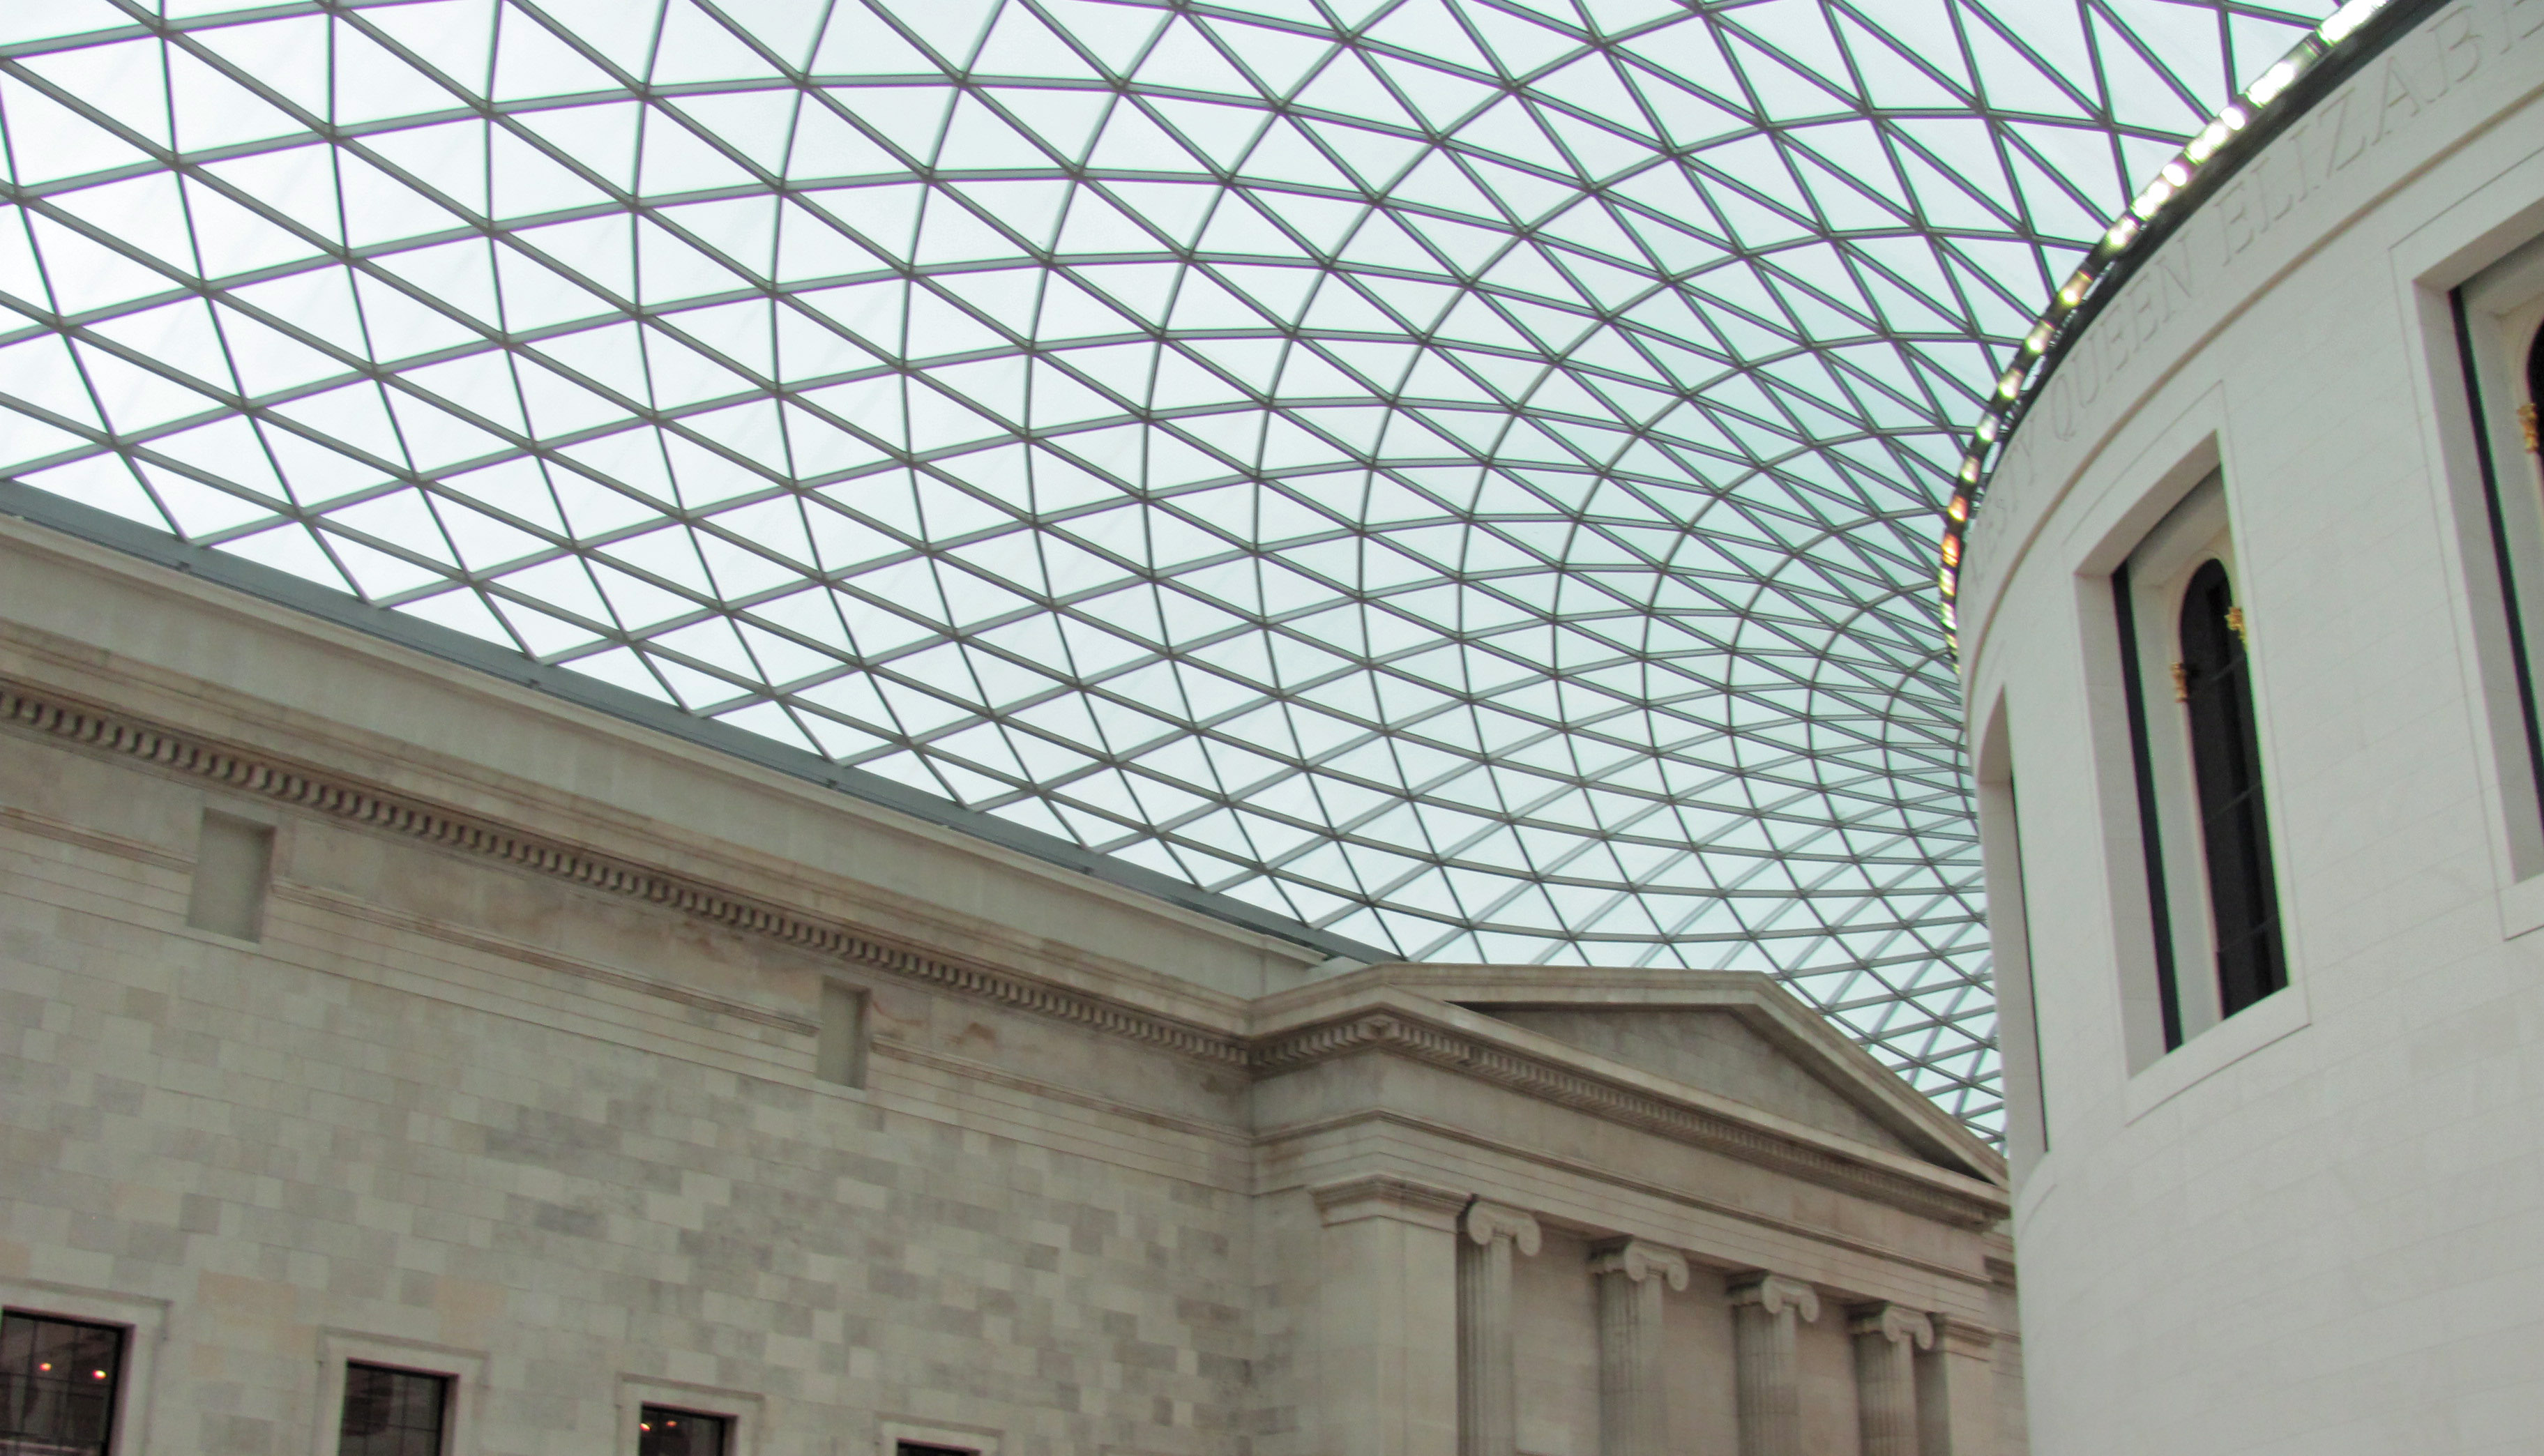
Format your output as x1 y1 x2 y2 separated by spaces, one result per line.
0 515 2017 1456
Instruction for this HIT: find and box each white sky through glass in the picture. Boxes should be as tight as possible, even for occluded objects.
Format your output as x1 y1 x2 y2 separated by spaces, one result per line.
0 0 2342 1134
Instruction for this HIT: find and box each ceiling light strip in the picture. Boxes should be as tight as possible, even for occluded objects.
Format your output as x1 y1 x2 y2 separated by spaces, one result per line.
1937 0 2434 655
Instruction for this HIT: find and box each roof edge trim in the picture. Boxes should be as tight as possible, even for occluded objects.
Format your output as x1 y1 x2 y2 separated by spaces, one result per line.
1937 0 2446 652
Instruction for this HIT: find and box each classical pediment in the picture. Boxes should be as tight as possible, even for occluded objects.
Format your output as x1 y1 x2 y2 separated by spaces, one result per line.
1475 1006 1925 1158
1429 969 2001 1184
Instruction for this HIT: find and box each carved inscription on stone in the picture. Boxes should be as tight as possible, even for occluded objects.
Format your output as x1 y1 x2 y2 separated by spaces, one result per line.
1976 0 2540 575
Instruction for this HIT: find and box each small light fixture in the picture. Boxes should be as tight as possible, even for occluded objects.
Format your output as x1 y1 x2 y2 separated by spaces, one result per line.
2248 56 2303 105
2131 176 2177 220
2319 0 2388 45
1941 0 2386 659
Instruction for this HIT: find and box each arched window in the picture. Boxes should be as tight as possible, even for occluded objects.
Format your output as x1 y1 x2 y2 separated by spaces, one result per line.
2179 560 2285 1015
2525 319 2541 453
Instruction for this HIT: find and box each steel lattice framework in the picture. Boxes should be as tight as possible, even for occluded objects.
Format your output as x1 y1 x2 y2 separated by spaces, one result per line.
0 0 2339 1132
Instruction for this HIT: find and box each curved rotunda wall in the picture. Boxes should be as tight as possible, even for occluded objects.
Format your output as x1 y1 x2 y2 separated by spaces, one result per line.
1960 1 2544 1450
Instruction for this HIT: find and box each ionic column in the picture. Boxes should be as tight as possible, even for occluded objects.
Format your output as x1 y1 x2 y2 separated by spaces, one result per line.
1588 1238 1686 1456
1915 1315 2000 1456
1456 1201 1540 1456
1310 1176 1468 1456
1847 1303 1932 1456
1727 1272 1819 1456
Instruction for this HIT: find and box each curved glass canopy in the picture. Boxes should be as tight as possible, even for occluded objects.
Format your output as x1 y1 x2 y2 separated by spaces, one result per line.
0 0 2335 1132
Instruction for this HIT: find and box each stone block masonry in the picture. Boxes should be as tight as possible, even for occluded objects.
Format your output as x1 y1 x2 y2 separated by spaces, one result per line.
0 517 2019 1456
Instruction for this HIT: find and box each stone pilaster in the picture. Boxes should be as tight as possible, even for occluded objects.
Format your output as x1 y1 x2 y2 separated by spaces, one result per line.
1311 1176 1469 1456
1916 1315 2000 1456
1847 1303 1933 1456
1456 1201 1540 1456
1588 1238 1686 1456
1727 1272 1820 1456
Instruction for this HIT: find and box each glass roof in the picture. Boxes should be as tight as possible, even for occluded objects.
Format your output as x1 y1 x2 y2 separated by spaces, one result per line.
0 0 2339 1133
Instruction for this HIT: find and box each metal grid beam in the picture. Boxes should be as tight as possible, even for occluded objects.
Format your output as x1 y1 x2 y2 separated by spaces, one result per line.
0 0 2341 1135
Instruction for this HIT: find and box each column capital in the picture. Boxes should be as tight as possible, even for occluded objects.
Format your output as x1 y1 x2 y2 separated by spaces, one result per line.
1311 1174 1468 1231
1587 1238 1688 1290
1460 1199 1542 1256
1847 1303 1934 1349
1727 1272 1820 1322
1926 1314 1998 1359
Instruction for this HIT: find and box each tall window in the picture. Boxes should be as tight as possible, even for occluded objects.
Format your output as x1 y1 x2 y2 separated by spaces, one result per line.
0 1312 123 1456
2453 238 2544 866
2113 472 2286 1063
338 1365 448 1456
639 1407 729 1456
1974 699 2049 1166
2178 561 2286 1014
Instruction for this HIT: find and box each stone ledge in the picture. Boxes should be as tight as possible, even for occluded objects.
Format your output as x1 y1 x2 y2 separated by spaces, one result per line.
1308 1174 1469 1229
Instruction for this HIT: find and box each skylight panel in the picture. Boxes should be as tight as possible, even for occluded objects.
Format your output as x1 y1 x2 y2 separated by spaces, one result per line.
2 0 2295 1138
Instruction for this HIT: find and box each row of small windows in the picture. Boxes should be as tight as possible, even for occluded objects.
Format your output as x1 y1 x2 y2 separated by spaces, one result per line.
0 1310 768 1456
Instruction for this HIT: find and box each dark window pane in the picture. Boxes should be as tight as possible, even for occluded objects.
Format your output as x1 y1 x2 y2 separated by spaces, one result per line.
896 1445 973 1456
0 1311 124 1456
338 1365 447 1456
638 1406 729 1456
2178 559 2286 1015
2527 317 2542 416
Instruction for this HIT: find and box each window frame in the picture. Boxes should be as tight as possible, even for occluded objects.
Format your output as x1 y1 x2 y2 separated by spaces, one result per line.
879 1416 999 1456
0 1281 165 1456
2088 461 2315 1121
0 1309 128 1456
313 1333 481 1456
636 1404 732 1456
616 1377 757 1456
2449 234 2544 895
1971 691 2050 1175
335 1363 450 1456
2111 473 2296 1054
